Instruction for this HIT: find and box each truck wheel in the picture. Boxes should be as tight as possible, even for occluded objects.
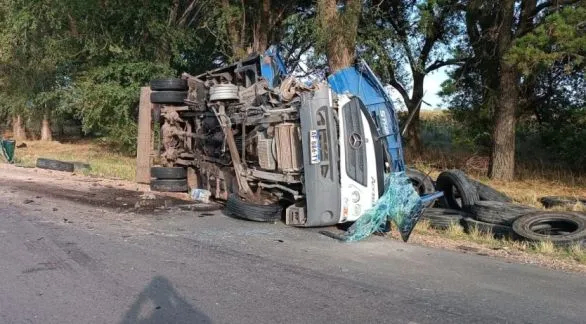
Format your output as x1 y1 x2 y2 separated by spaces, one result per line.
225 194 283 223
512 212 586 247
422 208 468 230
150 78 188 91
436 170 479 211
151 167 187 180
36 158 75 172
150 179 189 192
462 217 514 238
406 168 435 196
470 179 511 202
471 201 538 226
539 196 586 209
150 91 188 104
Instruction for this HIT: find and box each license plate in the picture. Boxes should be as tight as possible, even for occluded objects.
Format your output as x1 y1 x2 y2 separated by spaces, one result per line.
309 130 321 164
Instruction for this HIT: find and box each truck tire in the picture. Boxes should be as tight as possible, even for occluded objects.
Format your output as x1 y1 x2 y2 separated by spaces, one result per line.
150 78 188 91
151 167 187 180
225 194 283 223
36 158 75 172
436 170 479 211
462 217 514 238
470 180 512 202
422 208 468 230
512 212 586 246
150 179 189 192
539 196 586 209
471 201 538 226
406 168 435 196
150 91 188 104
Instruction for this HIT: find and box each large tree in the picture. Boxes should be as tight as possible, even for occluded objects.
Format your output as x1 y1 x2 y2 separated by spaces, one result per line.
464 0 583 180
316 0 362 72
359 0 465 154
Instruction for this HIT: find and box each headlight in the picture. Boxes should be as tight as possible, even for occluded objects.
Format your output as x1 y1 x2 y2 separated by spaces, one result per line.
351 191 360 203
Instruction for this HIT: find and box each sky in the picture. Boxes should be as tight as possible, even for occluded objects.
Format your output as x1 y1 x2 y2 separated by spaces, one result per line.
386 67 449 111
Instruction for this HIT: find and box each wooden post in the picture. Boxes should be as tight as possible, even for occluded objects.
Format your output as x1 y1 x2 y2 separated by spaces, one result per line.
136 87 153 184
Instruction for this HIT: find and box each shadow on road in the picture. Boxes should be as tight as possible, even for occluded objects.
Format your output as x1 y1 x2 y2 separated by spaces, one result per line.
120 276 211 324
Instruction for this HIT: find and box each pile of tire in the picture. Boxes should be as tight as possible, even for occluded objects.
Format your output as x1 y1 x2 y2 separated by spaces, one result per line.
424 169 586 246
150 78 188 105
150 167 188 192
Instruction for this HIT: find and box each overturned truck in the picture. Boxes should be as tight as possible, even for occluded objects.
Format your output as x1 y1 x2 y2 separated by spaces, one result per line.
150 48 432 233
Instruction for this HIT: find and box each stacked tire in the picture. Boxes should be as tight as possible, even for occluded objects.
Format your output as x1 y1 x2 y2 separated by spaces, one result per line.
150 167 188 192
150 79 188 105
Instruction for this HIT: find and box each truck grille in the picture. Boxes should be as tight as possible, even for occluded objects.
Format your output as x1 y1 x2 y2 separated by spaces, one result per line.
343 100 367 186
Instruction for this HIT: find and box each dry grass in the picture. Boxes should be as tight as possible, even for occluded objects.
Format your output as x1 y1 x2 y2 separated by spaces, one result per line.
13 140 136 181
412 221 586 269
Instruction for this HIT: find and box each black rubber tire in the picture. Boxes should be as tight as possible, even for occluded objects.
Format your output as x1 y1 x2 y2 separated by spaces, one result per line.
150 78 188 91
72 162 91 172
422 208 468 230
436 170 479 211
150 179 189 192
471 201 538 226
462 217 514 238
539 196 586 209
150 91 188 104
512 212 586 246
225 194 283 223
36 158 74 172
470 180 512 202
151 167 187 180
406 168 435 196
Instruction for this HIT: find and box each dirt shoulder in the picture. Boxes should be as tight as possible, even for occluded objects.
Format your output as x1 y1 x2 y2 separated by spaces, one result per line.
0 164 191 213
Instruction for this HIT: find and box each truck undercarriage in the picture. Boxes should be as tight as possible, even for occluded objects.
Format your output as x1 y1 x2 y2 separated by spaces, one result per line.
154 48 417 228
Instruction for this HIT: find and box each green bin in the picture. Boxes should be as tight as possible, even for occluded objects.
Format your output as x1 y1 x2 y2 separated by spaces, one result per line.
1 139 15 163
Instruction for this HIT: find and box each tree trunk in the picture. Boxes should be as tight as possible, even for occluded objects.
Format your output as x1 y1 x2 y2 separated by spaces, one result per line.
12 115 26 141
41 108 52 141
405 102 423 156
222 0 246 60
317 0 361 72
253 0 271 54
489 0 517 181
489 63 518 180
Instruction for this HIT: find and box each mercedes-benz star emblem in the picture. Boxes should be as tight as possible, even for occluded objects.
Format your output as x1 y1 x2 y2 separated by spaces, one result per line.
349 133 363 149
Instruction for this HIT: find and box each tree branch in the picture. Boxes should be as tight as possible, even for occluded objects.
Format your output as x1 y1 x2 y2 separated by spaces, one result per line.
533 0 581 16
387 65 411 105
425 58 466 73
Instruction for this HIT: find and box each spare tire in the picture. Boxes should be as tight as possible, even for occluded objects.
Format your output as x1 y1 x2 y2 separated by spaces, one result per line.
150 78 188 91
539 196 586 209
462 217 514 238
512 212 586 246
436 170 479 211
151 167 187 180
422 208 469 230
471 201 538 226
36 158 75 172
470 180 512 202
150 179 189 192
150 91 188 104
225 194 282 223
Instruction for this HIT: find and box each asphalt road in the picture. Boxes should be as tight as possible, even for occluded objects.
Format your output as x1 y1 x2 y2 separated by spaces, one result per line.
1 176 585 324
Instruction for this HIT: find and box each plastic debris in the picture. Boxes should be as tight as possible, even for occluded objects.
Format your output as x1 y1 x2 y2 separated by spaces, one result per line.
191 189 212 204
337 172 437 242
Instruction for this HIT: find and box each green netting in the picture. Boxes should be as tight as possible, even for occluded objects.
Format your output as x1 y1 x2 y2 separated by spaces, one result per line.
340 172 425 242
1 139 15 164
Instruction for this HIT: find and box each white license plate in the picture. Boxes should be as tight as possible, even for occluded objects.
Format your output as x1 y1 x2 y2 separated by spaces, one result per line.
310 130 321 164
